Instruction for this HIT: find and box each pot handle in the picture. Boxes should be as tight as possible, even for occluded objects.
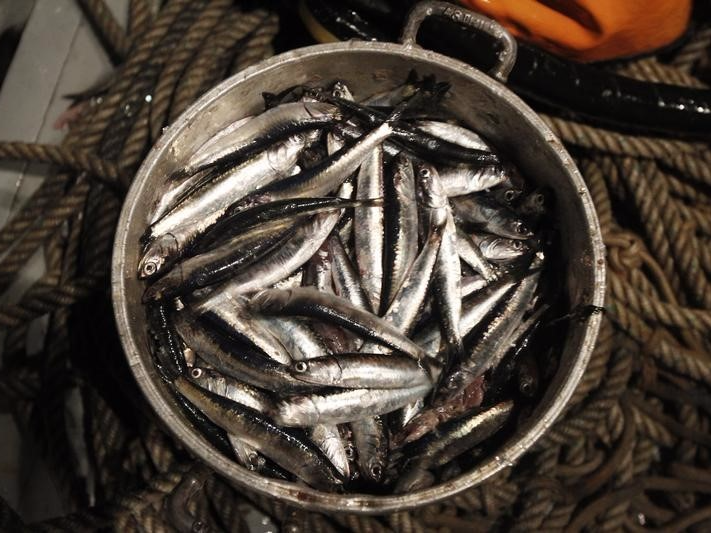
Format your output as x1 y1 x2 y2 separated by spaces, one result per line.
400 1 517 83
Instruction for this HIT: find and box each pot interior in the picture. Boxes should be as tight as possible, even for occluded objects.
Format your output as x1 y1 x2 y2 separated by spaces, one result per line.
112 41 605 513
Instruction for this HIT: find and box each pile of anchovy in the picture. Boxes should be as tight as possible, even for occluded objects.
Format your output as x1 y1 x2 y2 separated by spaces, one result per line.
138 74 555 494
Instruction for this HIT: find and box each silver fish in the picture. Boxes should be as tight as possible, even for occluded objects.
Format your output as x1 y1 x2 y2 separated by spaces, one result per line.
351 415 388 483
328 235 371 311
414 273 518 358
471 233 531 262
180 101 339 177
194 293 292 365
451 195 533 241
354 144 385 311
173 314 307 393
290 352 431 389
441 256 542 399
414 120 491 151
200 210 340 295
262 317 330 360
417 162 464 359
259 122 393 203
139 133 310 279
455 229 498 281
439 164 507 197
174 377 344 490
310 423 351 479
188 366 276 416
381 154 419 313
274 384 432 426
249 287 426 360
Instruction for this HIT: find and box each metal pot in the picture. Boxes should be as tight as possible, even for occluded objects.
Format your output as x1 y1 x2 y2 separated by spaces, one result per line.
112 1 605 514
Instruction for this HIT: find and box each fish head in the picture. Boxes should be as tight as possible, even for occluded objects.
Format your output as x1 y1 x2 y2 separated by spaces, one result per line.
509 219 533 239
331 81 354 101
249 289 290 314
476 165 507 191
290 357 343 385
303 100 342 121
276 396 318 426
484 236 530 260
267 135 308 172
363 455 387 483
137 233 179 279
415 162 447 209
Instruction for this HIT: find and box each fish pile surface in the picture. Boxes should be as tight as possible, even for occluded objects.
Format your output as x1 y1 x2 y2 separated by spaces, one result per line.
139 74 557 493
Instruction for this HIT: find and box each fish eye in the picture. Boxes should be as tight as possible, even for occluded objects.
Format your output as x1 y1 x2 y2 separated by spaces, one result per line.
513 240 524 250
345 445 355 459
142 261 157 276
535 193 545 206
333 90 343 98
419 168 430 178
190 368 202 379
294 361 308 373
370 464 383 479
504 190 516 202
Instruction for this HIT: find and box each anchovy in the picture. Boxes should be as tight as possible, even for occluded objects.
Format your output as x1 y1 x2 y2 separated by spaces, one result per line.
274 384 432 426
189 367 276 416
413 120 491 151
303 241 333 293
272 269 304 290
324 96 498 165
200 197 376 251
406 401 514 468
173 313 311 393
142 223 293 302
176 101 340 178
440 256 543 400
227 434 262 471
328 235 371 311
373 224 443 340
249 287 426 360
461 275 489 298
417 162 465 361
455 229 498 281
354 144 385 311
439 165 507 197
452 195 533 241
253 121 393 204
310 423 351 479
471 233 531 262
195 294 292 365
262 317 329 360
139 134 310 279
290 352 431 389
174 377 344 490
381 154 419 313
199 210 340 295
413 273 519 357
351 415 388 483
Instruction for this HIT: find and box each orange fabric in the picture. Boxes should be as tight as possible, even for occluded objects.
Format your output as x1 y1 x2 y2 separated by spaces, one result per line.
460 0 692 62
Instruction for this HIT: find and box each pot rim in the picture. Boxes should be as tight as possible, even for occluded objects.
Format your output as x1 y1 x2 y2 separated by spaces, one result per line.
112 40 606 514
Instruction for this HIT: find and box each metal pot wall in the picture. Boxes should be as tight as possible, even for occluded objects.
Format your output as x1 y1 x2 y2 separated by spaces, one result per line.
112 1 605 514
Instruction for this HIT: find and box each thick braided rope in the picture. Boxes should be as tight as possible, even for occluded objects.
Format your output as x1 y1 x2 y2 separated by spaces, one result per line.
127 0 152 42
0 142 124 184
168 10 271 122
76 0 131 62
148 0 232 141
671 25 711 72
